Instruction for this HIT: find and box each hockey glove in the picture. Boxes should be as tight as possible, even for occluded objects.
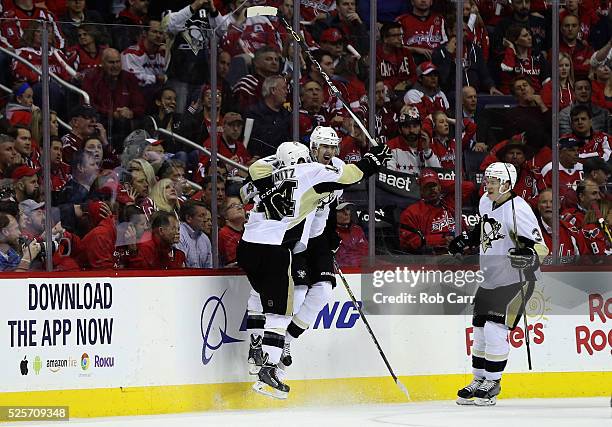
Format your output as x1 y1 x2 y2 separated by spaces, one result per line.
448 231 471 255
259 186 292 220
328 230 342 254
364 144 392 167
508 247 538 271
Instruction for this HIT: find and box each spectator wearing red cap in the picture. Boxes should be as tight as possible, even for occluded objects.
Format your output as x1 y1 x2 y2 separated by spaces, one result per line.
0 135 18 180
82 48 145 149
232 46 280 113
398 169 468 254
395 0 448 64
335 200 368 268
535 188 588 263
313 0 369 55
198 112 252 182
12 165 40 203
480 133 545 202
541 136 585 193
386 107 440 173
129 211 186 269
403 61 449 117
319 28 345 60
376 22 417 93
568 104 612 161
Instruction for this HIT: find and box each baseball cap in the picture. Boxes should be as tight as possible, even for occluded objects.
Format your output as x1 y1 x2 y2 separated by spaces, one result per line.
419 168 440 187
583 157 612 175
558 135 581 149
398 107 421 125
19 199 44 215
11 165 39 181
336 199 355 210
145 138 163 146
497 132 533 159
417 61 438 77
224 112 243 124
320 28 344 43
69 104 97 120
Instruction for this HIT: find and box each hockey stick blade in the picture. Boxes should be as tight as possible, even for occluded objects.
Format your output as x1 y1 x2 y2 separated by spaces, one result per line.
246 5 278 18
396 379 411 400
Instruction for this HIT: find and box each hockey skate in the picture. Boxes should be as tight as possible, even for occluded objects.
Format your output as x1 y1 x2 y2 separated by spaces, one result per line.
456 377 484 405
473 379 501 406
252 354 290 399
280 341 292 367
248 334 264 375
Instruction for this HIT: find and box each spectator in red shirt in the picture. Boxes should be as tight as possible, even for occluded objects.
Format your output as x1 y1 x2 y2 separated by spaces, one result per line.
581 199 612 256
536 188 588 263
66 24 108 75
113 0 149 51
541 52 575 111
396 0 448 63
373 80 398 145
232 46 280 113
376 22 417 93
557 13 594 78
335 200 368 268
403 61 449 117
82 48 145 149
399 169 466 254
129 210 185 269
219 196 246 266
562 178 602 227
569 104 612 161
541 136 584 193
499 25 549 94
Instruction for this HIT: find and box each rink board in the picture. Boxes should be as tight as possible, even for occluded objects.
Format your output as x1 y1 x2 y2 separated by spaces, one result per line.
0 271 610 417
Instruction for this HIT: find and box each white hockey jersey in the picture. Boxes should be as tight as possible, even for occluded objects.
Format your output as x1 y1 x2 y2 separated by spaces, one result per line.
243 157 363 247
477 193 544 289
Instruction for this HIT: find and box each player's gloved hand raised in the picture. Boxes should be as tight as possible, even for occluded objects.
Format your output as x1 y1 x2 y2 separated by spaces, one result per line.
508 247 538 270
363 144 392 168
448 231 471 255
259 186 292 220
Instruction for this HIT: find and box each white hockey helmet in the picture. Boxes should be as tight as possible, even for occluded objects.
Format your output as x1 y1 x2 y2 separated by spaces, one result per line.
310 126 340 155
484 162 517 194
276 141 311 167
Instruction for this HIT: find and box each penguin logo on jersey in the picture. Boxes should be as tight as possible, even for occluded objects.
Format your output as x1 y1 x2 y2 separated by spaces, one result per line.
480 214 505 253
184 9 211 55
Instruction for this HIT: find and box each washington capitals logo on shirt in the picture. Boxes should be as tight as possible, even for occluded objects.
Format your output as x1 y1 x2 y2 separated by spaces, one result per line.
480 215 505 253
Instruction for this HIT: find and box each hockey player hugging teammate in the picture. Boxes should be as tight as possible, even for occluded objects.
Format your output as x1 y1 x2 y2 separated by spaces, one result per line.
237 138 391 399
449 162 547 406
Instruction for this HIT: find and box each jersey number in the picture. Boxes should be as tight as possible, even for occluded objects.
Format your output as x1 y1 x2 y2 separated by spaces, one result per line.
271 180 298 218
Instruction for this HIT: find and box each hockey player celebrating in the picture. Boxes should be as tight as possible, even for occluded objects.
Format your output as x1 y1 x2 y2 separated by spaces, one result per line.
449 162 547 406
237 139 390 399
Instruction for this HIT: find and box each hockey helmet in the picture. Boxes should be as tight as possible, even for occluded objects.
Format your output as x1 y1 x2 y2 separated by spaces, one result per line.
484 162 517 194
276 141 311 167
310 126 340 155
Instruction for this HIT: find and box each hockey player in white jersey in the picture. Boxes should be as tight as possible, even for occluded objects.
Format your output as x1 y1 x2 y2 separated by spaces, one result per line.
279 127 345 369
237 139 391 399
448 162 547 406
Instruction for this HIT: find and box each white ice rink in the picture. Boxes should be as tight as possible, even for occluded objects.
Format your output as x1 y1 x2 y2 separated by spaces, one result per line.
6 398 609 427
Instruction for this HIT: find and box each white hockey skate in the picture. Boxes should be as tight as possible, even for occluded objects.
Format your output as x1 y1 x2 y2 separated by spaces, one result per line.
473 379 501 406
456 377 484 405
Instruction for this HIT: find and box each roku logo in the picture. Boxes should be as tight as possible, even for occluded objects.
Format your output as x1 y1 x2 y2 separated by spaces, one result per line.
575 294 612 355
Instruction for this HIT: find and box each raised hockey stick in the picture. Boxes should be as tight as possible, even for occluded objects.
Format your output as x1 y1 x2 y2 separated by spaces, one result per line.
505 164 533 371
246 6 378 148
333 259 411 400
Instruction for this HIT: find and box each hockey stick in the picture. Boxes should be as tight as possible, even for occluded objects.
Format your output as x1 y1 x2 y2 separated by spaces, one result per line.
333 259 411 400
246 6 378 148
504 164 533 371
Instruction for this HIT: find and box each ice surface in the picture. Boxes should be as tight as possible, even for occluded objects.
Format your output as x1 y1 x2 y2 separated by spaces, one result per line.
6 398 609 427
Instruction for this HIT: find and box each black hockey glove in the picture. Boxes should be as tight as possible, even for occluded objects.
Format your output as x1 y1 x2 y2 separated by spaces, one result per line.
508 247 538 271
328 230 342 254
259 186 292 220
448 231 471 255
357 144 392 176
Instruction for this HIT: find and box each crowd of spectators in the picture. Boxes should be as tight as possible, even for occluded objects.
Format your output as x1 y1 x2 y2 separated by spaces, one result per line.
0 0 611 272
